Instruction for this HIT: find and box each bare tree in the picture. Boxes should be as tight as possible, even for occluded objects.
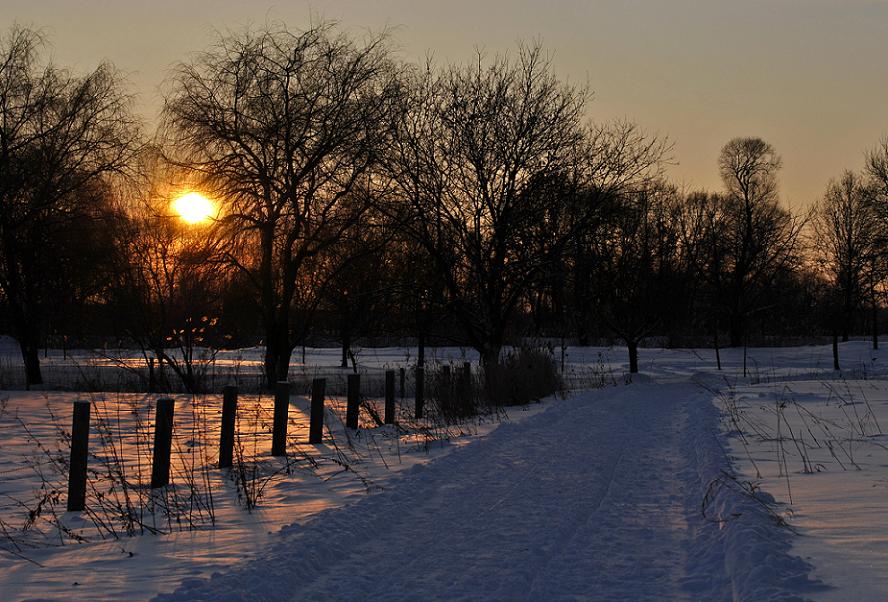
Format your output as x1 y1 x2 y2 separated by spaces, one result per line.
864 137 888 348
0 26 140 386
163 23 399 386
685 190 731 367
109 149 227 392
388 46 666 374
811 170 876 342
591 182 686 373
716 137 805 347
528 122 668 350
386 47 584 372
866 137 888 222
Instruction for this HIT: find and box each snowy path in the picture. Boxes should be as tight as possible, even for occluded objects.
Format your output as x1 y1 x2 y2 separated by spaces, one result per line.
157 381 820 601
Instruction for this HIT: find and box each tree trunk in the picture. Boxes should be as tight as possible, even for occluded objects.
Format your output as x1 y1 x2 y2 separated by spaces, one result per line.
873 290 880 351
480 344 503 400
341 325 350 369
481 348 501 374
478 344 503 375
259 225 286 389
832 331 840 371
154 348 166 391
11 306 44 387
275 347 292 383
21 341 43 388
263 344 278 388
728 314 744 348
417 331 425 368
8 301 43 387
263 330 292 389
627 339 639 374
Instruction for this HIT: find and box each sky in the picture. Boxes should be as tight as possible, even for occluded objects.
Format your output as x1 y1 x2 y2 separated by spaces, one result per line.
4 0 888 209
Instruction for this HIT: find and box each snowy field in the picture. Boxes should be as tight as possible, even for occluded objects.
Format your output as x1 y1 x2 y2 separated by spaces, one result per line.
0 340 886 600
714 350 888 601
0 337 614 394
0 386 528 599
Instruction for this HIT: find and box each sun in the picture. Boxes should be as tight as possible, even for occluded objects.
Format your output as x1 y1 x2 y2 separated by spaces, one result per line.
172 192 216 224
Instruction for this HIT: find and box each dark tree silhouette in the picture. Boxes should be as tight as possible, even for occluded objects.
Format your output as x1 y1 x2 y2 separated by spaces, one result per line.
717 137 804 347
864 138 888 349
163 23 399 386
0 26 139 386
388 46 665 374
591 183 687 373
387 46 586 372
812 170 877 342
108 150 227 392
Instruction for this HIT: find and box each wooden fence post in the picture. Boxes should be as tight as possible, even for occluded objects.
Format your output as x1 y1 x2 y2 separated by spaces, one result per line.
415 366 424 419
309 378 326 444
385 369 396 424
272 381 290 457
66 400 90 511
346 373 360 429
218 385 238 468
151 398 175 488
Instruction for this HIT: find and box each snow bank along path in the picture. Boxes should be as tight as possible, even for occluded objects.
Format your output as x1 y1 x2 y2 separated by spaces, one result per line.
158 381 823 601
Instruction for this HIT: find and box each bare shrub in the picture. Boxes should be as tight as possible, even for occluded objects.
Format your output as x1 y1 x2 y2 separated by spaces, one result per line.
485 346 563 406
423 348 563 417
427 365 479 421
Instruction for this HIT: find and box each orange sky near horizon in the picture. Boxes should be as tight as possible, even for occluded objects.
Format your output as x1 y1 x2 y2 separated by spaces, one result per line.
4 0 887 209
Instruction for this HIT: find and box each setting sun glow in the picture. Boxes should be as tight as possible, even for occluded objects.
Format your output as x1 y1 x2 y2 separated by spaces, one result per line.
172 192 215 224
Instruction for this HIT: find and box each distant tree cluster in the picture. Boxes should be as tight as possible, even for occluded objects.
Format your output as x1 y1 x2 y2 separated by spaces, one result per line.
1 23 886 389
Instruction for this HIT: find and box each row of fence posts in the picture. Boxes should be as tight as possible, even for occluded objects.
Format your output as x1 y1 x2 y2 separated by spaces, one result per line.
65 365 445 512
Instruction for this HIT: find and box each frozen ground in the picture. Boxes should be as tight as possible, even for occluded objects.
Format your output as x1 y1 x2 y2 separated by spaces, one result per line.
0 340 886 600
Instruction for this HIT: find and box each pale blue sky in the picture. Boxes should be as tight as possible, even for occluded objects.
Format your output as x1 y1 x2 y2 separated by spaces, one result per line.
4 0 888 207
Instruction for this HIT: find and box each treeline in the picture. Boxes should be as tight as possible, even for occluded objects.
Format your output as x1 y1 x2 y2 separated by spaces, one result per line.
0 24 886 389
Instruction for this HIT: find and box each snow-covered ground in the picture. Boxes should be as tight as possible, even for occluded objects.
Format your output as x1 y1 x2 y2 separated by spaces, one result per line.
0 385 535 600
0 341 886 600
155 380 826 601
713 343 888 601
0 335 863 393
